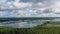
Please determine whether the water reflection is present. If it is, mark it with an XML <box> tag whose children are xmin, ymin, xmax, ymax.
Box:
<box><xmin>0</xmin><ymin>20</ymin><xmax>49</xmax><ymax>28</ymax></box>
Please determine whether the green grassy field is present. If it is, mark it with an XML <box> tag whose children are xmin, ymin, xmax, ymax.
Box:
<box><xmin>0</xmin><ymin>23</ymin><xmax>60</xmax><ymax>34</ymax></box>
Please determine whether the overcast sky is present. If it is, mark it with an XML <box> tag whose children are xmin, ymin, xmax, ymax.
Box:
<box><xmin>0</xmin><ymin>0</ymin><xmax>60</xmax><ymax>17</ymax></box>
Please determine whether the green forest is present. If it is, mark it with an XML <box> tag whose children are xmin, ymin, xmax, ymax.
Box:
<box><xmin>0</xmin><ymin>21</ymin><xmax>60</xmax><ymax>34</ymax></box>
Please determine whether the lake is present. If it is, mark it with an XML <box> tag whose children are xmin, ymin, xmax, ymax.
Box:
<box><xmin>0</xmin><ymin>20</ymin><xmax>50</xmax><ymax>28</ymax></box>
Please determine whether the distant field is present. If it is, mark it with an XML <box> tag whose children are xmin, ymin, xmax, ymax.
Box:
<box><xmin>42</xmin><ymin>24</ymin><xmax>60</xmax><ymax>27</ymax></box>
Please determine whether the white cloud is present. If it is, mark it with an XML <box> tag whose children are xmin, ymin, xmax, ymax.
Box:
<box><xmin>13</xmin><ymin>2</ymin><xmax>32</xmax><ymax>8</ymax></box>
<box><xmin>1</xmin><ymin>0</ymin><xmax>60</xmax><ymax>17</ymax></box>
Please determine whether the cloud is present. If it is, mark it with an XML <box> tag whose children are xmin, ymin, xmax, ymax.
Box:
<box><xmin>0</xmin><ymin>0</ymin><xmax>60</xmax><ymax>17</ymax></box>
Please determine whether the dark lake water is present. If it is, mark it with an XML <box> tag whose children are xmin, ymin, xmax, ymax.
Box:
<box><xmin>0</xmin><ymin>20</ymin><xmax>50</xmax><ymax>28</ymax></box>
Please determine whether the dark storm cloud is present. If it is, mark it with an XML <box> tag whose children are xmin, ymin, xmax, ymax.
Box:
<box><xmin>20</xmin><ymin>0</ymin><xmax>44</xmax><ymax>3</ymax></box>
<box><xmin>20</xmin><ymin>0</ymin><xmax>54</xmax><ymax>6</ymax></box>
<box><xmin>20</xmin><ymin>0</ymin><xmax>52</xmax><ymax>3</ymax></box>
<box><xmin>55</xmin><ymin>12</ymin><xmax>60</xmax><ymax>14</ymax></box>
<box><xmin>43</xmin><ymin>9</ymin><xmax>53</xmax><ymax>13</ymax></box>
